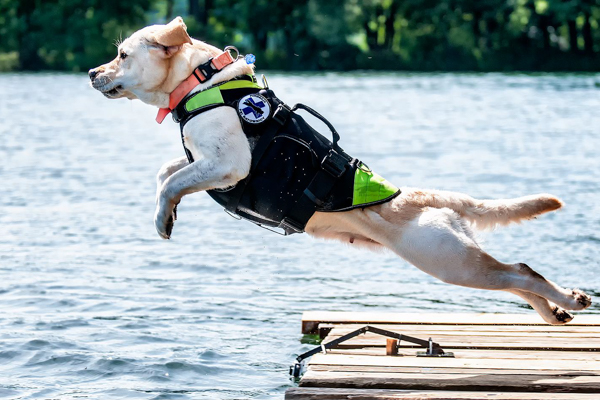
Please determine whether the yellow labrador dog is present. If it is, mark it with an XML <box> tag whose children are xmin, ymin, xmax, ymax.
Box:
<box><xmin>89</xmin><ymin>17</ymin><xmax>591</xmax><ymax>324</ymax></box>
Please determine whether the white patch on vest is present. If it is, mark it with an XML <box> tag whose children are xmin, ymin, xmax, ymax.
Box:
<box><xmin>237</xmin><ymin>94</ymin><xmax>270</xmax><ymax>124</ymax></box>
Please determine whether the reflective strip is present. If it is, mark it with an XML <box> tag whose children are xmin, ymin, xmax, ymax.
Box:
<box><xmin>219</xmin><ymin>80</ymin><xmax>263</xmax><ymax>90</ymax></box>
<box><xmin>185</xmin><ymin>87</ymin><xmax>224</xmax><ymax>112</ymax></box>
<box><xmin>184</xmin><ymin>79</ymin><xmax>262</xmax><ymax>112</ymax></box>
<box><xmin>352</xmin><ymin>163</ymin><xmax>399</xmax><ymax>206</ymax></box>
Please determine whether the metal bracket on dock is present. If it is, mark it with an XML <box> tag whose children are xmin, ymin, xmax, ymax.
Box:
<box><xmin>417</xmin><ymin>337</ymin><xmax>454</xmax><ymax>358</ymax></box>
<box><xmin>290</xmin><ymin>325</ymin><xmax>453</xmax><ymax>377</ymax></box>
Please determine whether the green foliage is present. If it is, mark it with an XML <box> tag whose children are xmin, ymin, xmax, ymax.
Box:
<box><xmin>0</xmin><ymin>0</ymin><xmax>599</xmax><ymax>71</ymax></box>
<box><xmin>0</xmin><ymin>52</ymin><xmax>18</xmax><ymax>71</ymax></box>
<box><xmin>1</xmin><ymin>0</ymin><xmax>152</xmax><ymax>71</ymax></box>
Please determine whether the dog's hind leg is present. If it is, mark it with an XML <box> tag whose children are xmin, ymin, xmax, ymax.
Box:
<box><xmin>339</xmin><ymin>203</ymin><xmax>592</xmax><ymax>322</ymax></box>
<box><xmin>505</xmin><ymin>263</ymin><xmax>592</xmax><ymax>311</ymax></box>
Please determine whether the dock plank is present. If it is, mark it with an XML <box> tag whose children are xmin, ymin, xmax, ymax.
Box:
<box><xmin>308</xmin><ymin>365</ymin><xmax>600</xmax><ymax>375</ymax></box>
<box><xmin>322</xmin><ymin>329</ymin><xmax>600</xmax><ymax>351</ymax></box>
<box><xmin>285</xmin><ymin>388</ymin><xmax>600</xmax><ymax>400</ymax></box>
<box><xmin>323</xmin><ymin>324</ymin><xmax>600</xmax><ymax>336</ymax></box>
<box><xmin>308</xmin><ymin>353</ymin><xmax>600</xmax><ymax>371</ymax></box>
<box><xmin>323</xmin><ymin>337</ymin><xmax>599</xmax><ymax>351</ymax></box>
<box><xmin>299</xmin><ymin>370</ymin><xmax>600</xmax><ymax>392</ymax></box>
<box><xmin>302</xmin><ymin>312</ymin><xmax>600</xmax><ymax>334</ymax></box>
<box><xmin>328</xmin><ymin>348</ymin><xmax>600</xmax><ymax>361</ymax></box>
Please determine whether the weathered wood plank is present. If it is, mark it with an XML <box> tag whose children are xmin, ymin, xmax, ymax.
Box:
<box><xmin>308</xmin><ymin>365</ymin><xmax>600</xmax><ymax>375</ymax></box>
<box><xmin>285</xmin><ymin>387</ymin><xmax>600</xmax><ymax>400</ymax></box>
<box><xmin>299</xmin><ymin>370</ymin><xmax>600</xmax><ymax>392</ymax></box>
<box><xmin>301</xmin><ymin>312</ymin><xmax>600</xmax><ymax>334</ymax></box>
<box><xmin>323</xmin><ymin>323</ymin><xmax>600</xmax><ymax>332</ymax></box>
<box><xmin>325</xmin><ymin>329</ymin><xmax>600</xmax><ymax>341</ymax></box>
<box><xmin>328</xmin><ymin>348</ymin><xmax>600</xmax><ymax>361</ymax></box>
<box><xmin>308</xmin><ymin>353</ymin><xmax>600</xmax><ymax>371</ymax></box>
<box><xmin>322</xmin><ymin>334</ymin><xmax>600</xmax><ymax>351</ymax></box>
<box><xmin>325</xmin><ymin>324</ymin><xmax>600</xmax><ymax>337</ymax></box>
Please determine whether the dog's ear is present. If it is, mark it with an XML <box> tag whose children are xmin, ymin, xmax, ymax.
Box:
<box><xmin>149</xmin><ymin>17</ymin><xmax>192</xmax><ymax>58</ymax></box>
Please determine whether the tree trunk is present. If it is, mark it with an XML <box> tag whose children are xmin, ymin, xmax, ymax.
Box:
<box><xmin>364</xmin><ymin>20</ymin><xmax>378</xmax><ymax>50</ymax></box>
<box><xmin>166</xmin><ymin>0</ymin><xmax>174</xmax><ymax>20</ymax></box>
<box><xmin>567</xmin><ymin>19</ymin><xmax>578</xmax><ymax>52</ymax></box>
<box><xmin>255</xmin><ymin>31</ymin><xmax>268</xmax><ymax>52</ymax></box>
<box><xmin>582</xmin><ymin>13</ymin><xmax>593</xmax><ymax>53</ymax></box>
<box><xmin>539</xmin><ymin>14</ymin><xmax>550</xmax><ymax>50</ymax></box>
<box><xmin>17</xmin><ymin>0</ymin><xmax>43</xmax><ymax>69</ymax></box>
<box><xmin>189</xmin><ymin>0</ymin><xmax>201</xmax><ymax>23</ymax></box>
<box><xmin>473</xmin><ymin>8</ymin><xmax>488</xmax><ymax>51</ymax></box>
<box><xmin>472</xmin><ymin>9</ymin><xmax>482</xmax><ymax>38</ymax></box>
<box><xmin>385</xmin><ymin>1</ymin><xmax>398</xmax><ymax>49</ymax></box>
<box><xmin>201</xmin><ymin>0</ymin><xmax>213</xmax><ymax>26</ymax></box>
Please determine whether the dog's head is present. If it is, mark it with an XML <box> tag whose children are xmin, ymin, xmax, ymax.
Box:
<box><xmin>89</xmin><ymin>17</ymin><xmax>221</xmax><ymax>107</ymax></box>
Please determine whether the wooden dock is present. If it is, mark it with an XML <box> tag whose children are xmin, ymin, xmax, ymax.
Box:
<box><xmin>286</xmin><ymin>311</ymin><xmax>600</xmax><ymax>400</ymax></box>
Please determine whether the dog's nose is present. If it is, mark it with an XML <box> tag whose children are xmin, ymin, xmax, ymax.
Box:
<box><xmin>88</xmin><ymin>69</ymin><xmax>98</xmax><ymax>80</ymax></box>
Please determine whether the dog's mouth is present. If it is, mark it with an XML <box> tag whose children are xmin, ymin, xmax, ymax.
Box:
<box><xmin>102</xmin><ymin>85</ymin><xmax>123</xmax><ymax>98</ymax></box>
<box><xmin>91</xmin><ymin>76</ymin><xmax>124</xmax><ymax>99</ymax></box>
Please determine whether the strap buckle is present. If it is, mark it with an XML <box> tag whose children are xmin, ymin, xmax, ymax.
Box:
<box><xmin>279</xmin><ymin>217</ymin><xmax>305</xmax><ymax>234</ymax></box>
<box><xmin>272</xmin><ymin>103</ymin><xmax>292</xmax><ymax>125</ymax></box>
<box><xmin>321</xmin><ymin>150</ymin><xmax>348</xmax><ymax>178</ymax></box>
<box><xmin>196</xmin><ymin>60</ymin><xmax>216</xmax><ymax>80</ymax></box>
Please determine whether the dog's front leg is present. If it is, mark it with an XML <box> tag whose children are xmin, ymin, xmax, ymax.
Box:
<box><xmin>156</xmin><ymin>156</ymin><xmax>189</xmax><ymax>204</ymax></box>
<box><xmin>155</xmin><ymin>109</ymin><xmax>251</xmax><ymax>239</ymax></box>
<box><xmin>155</xmin><ymin>156</ymin><xmax>190</xmax><ymax>223</ymax></box>
<box><xmin>155</xmin><ymin>160</ymin><xmax>247</xmax><ymax>239</ymax></box>
<box><xmin>155</xmin><ymin>155</ymin><xmax>250</xmax><ymax>239</ymax></box>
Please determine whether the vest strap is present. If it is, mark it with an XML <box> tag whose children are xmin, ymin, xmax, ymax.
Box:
<box><xmin>156</xmin><ymin>49</ymin><xmax>238</xmax><ymax>124</ymax></box>
<box><xmin>224</xmin><ymin>100</ymin><xmax>292</xmax><ymax>216</ymax></box>
<box><xmin>283</xmin><ymin>150</ymin><xmax>352</xmax><ymax>233</ymax></box>
<box><xmin>172</xmin><ymin>75</ymin><xmax>260</xmax><ymax>123</ymax></box>
<box><xmin>223</xmin><ymin>99</ymin><xmax>353</xmax><ymax>236</ymax></box>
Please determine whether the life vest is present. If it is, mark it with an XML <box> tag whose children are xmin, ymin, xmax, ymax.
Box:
<box><xmin>173</xmin><ymin>74</ymin><xmax>400</xmax><ymax>235</ymax></box>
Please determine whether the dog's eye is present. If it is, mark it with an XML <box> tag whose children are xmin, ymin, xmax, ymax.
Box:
<box><xmin>120</xmin><ymin>51</ymin><xmax>128</xmax><ymax>60</ymax></box>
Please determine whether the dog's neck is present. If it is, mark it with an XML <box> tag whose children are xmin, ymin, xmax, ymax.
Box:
<box><xmin>154</xmin><ymin>42</ymin><xmax>254</xmax><ymax>122</ymax></box>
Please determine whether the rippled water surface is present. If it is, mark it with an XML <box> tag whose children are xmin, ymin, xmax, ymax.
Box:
<box><xmin>1</xmin><ymin>72</ymin><xmax>599</xmax><ymax>399</ymax></box>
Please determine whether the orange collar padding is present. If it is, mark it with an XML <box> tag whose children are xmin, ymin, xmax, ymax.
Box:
<box><xmin>156</xmin><ymin>51</ymin><xmax>236</xmax><ymax>124</ymax></box>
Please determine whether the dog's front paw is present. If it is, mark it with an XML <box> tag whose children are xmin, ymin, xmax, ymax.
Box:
<box><xmin>154</xmin><ymin>201</ymin><xmax>177</xmax><ymax>240</ymax></box>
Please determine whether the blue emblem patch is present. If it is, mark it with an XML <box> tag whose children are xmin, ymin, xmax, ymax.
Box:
<box><xmin>237</xmin><ymin>94</ymin><xmax>270</xmax><ymax>124</ymax></box>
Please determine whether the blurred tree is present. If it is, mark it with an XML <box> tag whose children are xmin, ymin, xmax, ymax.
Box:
<box><xmin>0</xmin><ymin>0</ymin><xmax>599</xmax><ymax>71</ymax></box>
<box><xmin>4</xmin><ymin>0</ymin><xmax>153</xmax><ymax>71</ymax></box>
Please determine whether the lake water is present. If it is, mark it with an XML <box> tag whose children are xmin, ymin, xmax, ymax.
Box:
<box><xmin>1</xmin><ymin>72</ymin><xmax>599</xmax><ymax>399</ymax></box>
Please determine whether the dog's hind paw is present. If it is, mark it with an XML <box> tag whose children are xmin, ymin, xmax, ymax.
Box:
<box><xmin>572</xmin><ymin>289</ymin><xmax>592</xmax><ymax>309</ymax></box>
<box><xmin>551</xmin><ymin>306</ymin><xmax>574</xmax><ymax>324</ymax></box>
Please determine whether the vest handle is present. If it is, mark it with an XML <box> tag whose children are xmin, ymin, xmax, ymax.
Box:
<box><xmin>291</xmin><ymin>103</ymin><xmax>342</xmax><ymax>152</ymax></box>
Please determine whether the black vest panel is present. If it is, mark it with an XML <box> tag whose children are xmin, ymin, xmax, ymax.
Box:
<box><xmin>206</xmin><ymin>98</ymin><xmax>357</xmax><ymax>229</ymax></box>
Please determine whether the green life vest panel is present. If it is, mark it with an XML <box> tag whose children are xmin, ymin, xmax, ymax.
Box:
<box><xmin>353</xmin><ymin>163</ymin><xmax>399</xmax><ymax>207</ymax></box>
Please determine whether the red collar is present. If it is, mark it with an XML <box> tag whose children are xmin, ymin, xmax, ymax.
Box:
<box><xmin>156</xmin><ymin>50</ymin><xmax>237</xmax><ymax>124</ymax></box>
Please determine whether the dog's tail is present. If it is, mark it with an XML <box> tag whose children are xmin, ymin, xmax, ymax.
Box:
<box><xmin>403</xmin><ymin>189</ymin><xmax>563</xmax><ymax>230</ymax></box>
